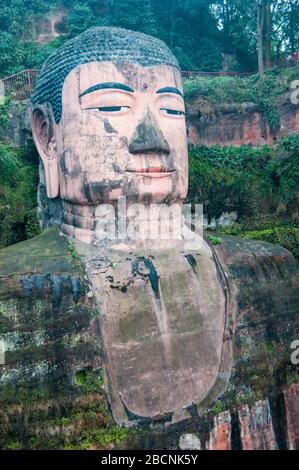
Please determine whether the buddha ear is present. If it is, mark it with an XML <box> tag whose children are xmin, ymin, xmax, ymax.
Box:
<box><xmin>31</xmin><ymin>106</ymin><xmax>59</xmax><ymax>199</ymax></box>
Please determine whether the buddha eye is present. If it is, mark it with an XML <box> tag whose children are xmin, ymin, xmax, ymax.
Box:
<box><xmin>160</xmin><ymin>108</ymin><xmax>185</xmax><ymax>116</ymax></box>
<box><xmin>97</xmin><ymin>106</ymin><xmax>130</xmax><ymax>112</ymax></box>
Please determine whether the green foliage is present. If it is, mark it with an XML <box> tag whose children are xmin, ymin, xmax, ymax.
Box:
<box><xmin>265</xmin><ymin>342</ymin><xmax>275</xmax><ymax>355</ymax></box>
<box><xmin>79</xmin><ymin>426</ymin><xmax>129</xmax><ymax>450</ymax></box>
<box><xmin>67</xmin><ymin>241</ymin><xmax>86</xmax><ymax>274</ymax></box>
<box><xmin>188</xmin><ymin>144</ymin><xmax>268</xmax><ymax>221</ymax></box>
<box><xmin>208</xmin><ymin>235</ymin><xmax>222</xmax><ymax>245</ymax></box>
<box><xmin>0</xmin><ymin>95</ymin><xmax>13</xmax><ymax>127</ymax></box>
<box><xmin>66</xmin><ymin>3</ymin><xmax>97</xmax><ymax>37</ymax></box>
<box><xmin>235</xmin><ymin>227</ymin><xmax>299</xmax><ymax>259</ymax></box>
<box><xmin>31</xmin><ymin>37</ymin><xmax>68</xmax><ymax>70</ymax></box>
<box><xmin>188</xmin><ymin>133</ymin><xmax>299</xmax><ymax>226</ymax></box>
<box><xmin>212</xmin><ymin>399</ymin><xmax>223</xmax><ymax>416</ymax></box>
<box><xmin>74</xmin><ymin>367</ymin><xmax>104</xmax><ymax>394</ymax></box>
<box><xmin>0</xmin><ymin>0</ymin><xmax>299</xmax><ymax>77</ymax></box>
<box><xmin>188</xmin><ymin>133</ymin><xmax>299</xmax><ymax>257</ymax></box>
<box><xmin>0</xmin><ymin>143</ymin><xmax>18</xmax><ymax>181</ymax></box>
<box><xmin>184</xmin><ymin>65</ymin><xmax>299</xmax><ymax>129</ymax></box>
<box><xmin>67</xmin><ymin>241</ymin><xmax>81</xmax><ymax>260</ymax></box>
<box><xmin>25</xmin><ymin>208</ymin><xmax>41</xmax><ymax>239</ymax></box>
<box><xmin>1</xmin><ymin>390</ymin><xmax>133</xmax><ymax>449</ymax></box>
<box><xmin>0</xmin><ymin>142</ymin><xmax>40</xmax><ymax>248</ymax></box>
<box><xmin>4</xmin><ymin>441</ymin><xmax>23</xmax><ymax>450</ymax></box>
<box><xmin>0</xmin><ymin>0</ymin><xmax>225</xmax><ymax>76</ymax></box>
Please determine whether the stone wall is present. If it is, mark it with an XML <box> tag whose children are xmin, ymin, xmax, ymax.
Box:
<box><xmin>187</xmin><ymin>95</ymin><xmax>299</xmax><ymax>147</ymax></box>
<box><xmin>0</xmin><ymin>101</ymin><xmax>32</xmax><ymax>148</ymax></box>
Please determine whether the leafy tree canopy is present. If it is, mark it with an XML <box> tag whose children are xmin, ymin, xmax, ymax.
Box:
<box><xmin>0</xmin><ymin>1</ymin><xmax>298</xmax><ymax>77</ymax></box>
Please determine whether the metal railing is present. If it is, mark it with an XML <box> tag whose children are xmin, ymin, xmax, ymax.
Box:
<box><xmin>181</xmin><ymin>70</ymin><xmax>255</xmax><ymax>78</ymax></box>
<box><xmin>182</xmin><ymin>52</ymin><xmax>299</xmax><ymax>79</ymax></box>
<box><xmin>1</xmin><ymin>52</ymin><xmax>299</xmax><ymax>100</ymax></box>
<box><xmin>1</xmin><ymin>69</ymin><xmax>40</xmax><ymax>100</ymax></box>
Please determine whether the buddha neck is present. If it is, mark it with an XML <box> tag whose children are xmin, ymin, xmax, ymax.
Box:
<box><xmin>60</xmin><ymin>201</ymin><xmax>98</xmax><ymax>244</ymax></box>
<box><xmin>60</xmin><ymin>200</ymin><xmax>207</xmax><ymax>252</ymax></box>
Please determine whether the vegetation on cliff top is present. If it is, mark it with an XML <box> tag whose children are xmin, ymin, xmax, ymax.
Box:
<box><xmin>188</xmin><ymin>133</ymin><xmax>299</xmax><ymax>220</ymax></box>
<box><xmin>188</xmin><ymin>133</ymin><xmax>299</xmax><ymax>257</ymax></box>
<box><xmin>184</xmin><ymin>65</ymin><xmax>299</xmax><ymax>104</ymax></box>
<box><xmin>184</xmin><ymin>64</ymin><xmax>299</xmax><ymax>130</ymax></box>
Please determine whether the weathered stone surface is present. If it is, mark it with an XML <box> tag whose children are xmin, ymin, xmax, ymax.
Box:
<box><xmin>0</xmin><ymin>228</ymin><xmax>122</xmax><ymax>449</ymax></box>
<box><xmin>1</xmin><ymin>230</ymin><xmax>299</xmax><ymax>449</ymax></box>
<box><xmin>0</xmin><ymin>227</ymin><xmax>75</xmax><ymax>276</ymax></box>
<box><xmin>79</xmin><ymin>244</ymin><xmax>228</xmax><ymax>423</ymax></box>
<box><xmin>0</xmin><ymin>101</ymin><xmax>32</xmax><ymax>147</ymax></box>
<box><xmin>187</xmin><ymin>98</ymin><xmax>299</xmax><ymax>147</ymax></box>
<box><xmin>215</xmin><ymin>237</ymin><xmax>299</xmax><ymax>397</ymax></box>
<box><xmin>206</xmin><ymin>411</ymin><xmax>231</xmax><ymax>450</ymax></box>
<box><xmin>284</xmin><ymin>383</ymin><xmax>299</xmax><ymax>450</ymax></box>
<box><xmin>238</xmin><ymin>400</ymin><xmax>277</xmax><ymax>450</ymax></box>
<box><xmin>179</xmin><ymin>433</ymin><xmax>201</xmax><ymax>450</ymax></box>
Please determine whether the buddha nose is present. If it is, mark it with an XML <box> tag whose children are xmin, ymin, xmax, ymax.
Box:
<box><xmin>128</xmin><ymin>111</ymin><xmax>170</xmax><ymax>155</ymax></box>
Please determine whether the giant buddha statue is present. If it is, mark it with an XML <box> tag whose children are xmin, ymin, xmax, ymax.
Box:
<box><xmin>0</xmin><ymin>27</ymin><xmax>298</xmax><ymax>450</ymax></box>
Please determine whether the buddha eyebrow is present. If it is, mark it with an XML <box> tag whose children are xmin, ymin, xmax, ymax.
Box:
<box><xmin>156</xmin><ymin>87</ymin><xmax>183</xmax><ymax>98</ymax></box>
<box><xmin>79</xmin><ymin>82</ymin><xmax>135</xmax><ymax>98</ymax></box>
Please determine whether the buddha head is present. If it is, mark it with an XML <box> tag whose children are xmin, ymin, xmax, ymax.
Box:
<box><xmin>31</xmin><ymin>27</ymin><xmax>188</xmax><ymax>240</ymax></box>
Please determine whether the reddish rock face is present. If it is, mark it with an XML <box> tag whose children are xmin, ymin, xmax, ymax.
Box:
<box><xmin>206</xmin><ymin>412</ymin><xmax>231</xmax><ymax>450</ymax></box>
<box><xmin>284</xmin><ymin>383</ymin><xmax>299</xmax><ymax>450</ymax></box>
<box><xmin>187</xmin><ymin>100</ymin><xmax>299</xmax><ymax>147</ymax></box>
<box><xmin>238</xmin><ymin>400</ymin><xmax>277</xmax><ymax>450</ymax></box>
<box><xmin>205</xmin><ymin>391</ymin><xmax>299</xmax><ymax>450</ymax></box>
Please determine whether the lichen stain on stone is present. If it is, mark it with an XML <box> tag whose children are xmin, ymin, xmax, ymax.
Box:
<box><xmin>184</xmin><ymin>254</ymin><xmax>197</xmax><ymax>273</ymax></box>
<box><xmin>20</xmin><ymin>274</ymin><xmax>46</xmax><ymax>295</ymax></box>
<box><xmin>128</xmin><ymin>111</ymin><xmax>170</xmax><ymax>155</ymax></box>
<box><xmin>19</xmin><ymin>274</ymin><xmax>84</xmax><ymax>305</ymax></box>
<box><xmin>70</xmin><ymin>276</ymin><xmax>84</xmax><ymax>303</ymax></box>
<box><xmin>132</xmin><ymin>257</ymin><xmax>160</xmax><ymax>300</ymax></box>
<box><xmin>104</xmin><ymin>118</ymin><xmax>117</xmax><ymax>134</ymax></box>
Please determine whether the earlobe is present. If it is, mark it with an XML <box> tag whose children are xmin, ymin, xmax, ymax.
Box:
<box><xmin>31</xmin><ymin>106</ymin><xmax>59</xmax><ymax>199</ymax></box>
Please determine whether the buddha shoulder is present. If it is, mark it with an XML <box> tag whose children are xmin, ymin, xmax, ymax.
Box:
<box><xmin>213</xmin><ymin>235</ymin><xmax>299</xmax><ymax>323</ymax></box>
<box><xmin>0</xmin><ymin>228</ymin><xmax>83</xmax><ymax>298</ymax></box>
<box><xmin>214</xmin><ymin>234</ymin><xmax>299</xmax><ymax>277</ymax></box>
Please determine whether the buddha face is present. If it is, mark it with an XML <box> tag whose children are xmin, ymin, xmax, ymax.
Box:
<box><xmin>35</xmin><ymin>61</ymin><xmax>188</xmax><ymax>206</ymax></box>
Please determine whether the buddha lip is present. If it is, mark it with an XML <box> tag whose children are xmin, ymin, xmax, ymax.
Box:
<box><xmin>126</xmin><ymin>167</ymin><xmax>176</xmax><ymax>176</ymax></box>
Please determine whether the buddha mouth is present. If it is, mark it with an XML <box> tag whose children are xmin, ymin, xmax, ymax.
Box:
<box><xmin>126</xmin><ymin>167</ymin><xmax>176</xmax><ymax>177</ymax></box>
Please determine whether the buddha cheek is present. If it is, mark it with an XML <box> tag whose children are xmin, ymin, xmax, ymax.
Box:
<box><xmin>57</xmin><ymin>133</ymin><xmax>131</xmax><ymax>204</ymax></box>
<box><xmin>77</xmin><ymin>134</ymin><xmax>130</xmax><ymax>179</ymax></box>
<box><xmin>77</xmin><ymin>134</ymin><xmax>132</xmax><ymax>203</ymax></box>
<box><xmin>66</xmin><ymin>111</ymin><xmax>131</xmax><ymax>180</ymax></box>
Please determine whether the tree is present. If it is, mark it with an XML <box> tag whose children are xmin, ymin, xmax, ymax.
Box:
<box><xmin>272</xmin><ymin>0</ymin><xmax>299</xmax><ymax>57</ymax></box>
<box><xmin>211</xmin><ymin>0</ymin><xmax>258</xmax><ymax>72</ymax></box>
<box><xmin>66</xmin><ymin>3</ymin><xmax>96</xmax><ymax>37</ymax></box>
<box><xmin>257</xmin><ymin>0</ymin><xmax>265</xmax><ymax>75</ymax></box>
<box><xmin>109</xmin><ymin>0</ymin><xmax>144</xmax><ymax>31</ymax></box>
<box><xmin>1</xmin><ymin>0</ymin><xmax>299</xmax><ymax>77</ymax></box>
<box><xmin>142</xmin><ymin>0</ymin><xmax>157</xmax><ymax>36</ymax></box>
<box><xmin>265</xmin><ymin>0</ymin><xmax>272</xmax><ymax>68</ymax></box>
